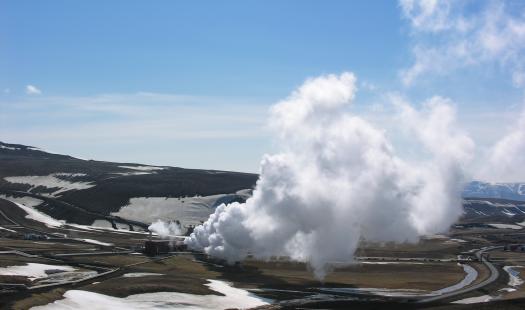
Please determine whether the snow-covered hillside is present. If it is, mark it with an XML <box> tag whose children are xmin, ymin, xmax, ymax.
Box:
<box><xmin>0</xmin><ymin>141</ymin><xmax>258</xmax><ymax>226</ymax></box>
<box><xmin>112</xmin><ymin>190</ymin><xmax>250</xmax><ymax>226</ymax></box>
<box><xmin>463</xmin><ymin>181</ymin><xmax>525</xmax><ymax>201</ymax></box>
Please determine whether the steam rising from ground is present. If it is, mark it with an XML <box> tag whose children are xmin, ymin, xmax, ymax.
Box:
<box><xmin>148</xmin><ymin>220</ymin><xmax>182</xmax><ymax>238</ymax></box>
<box><xmin>185</xmin><ymin>72</ymin><xmax>473</xmax><ymax>279</ymax></box>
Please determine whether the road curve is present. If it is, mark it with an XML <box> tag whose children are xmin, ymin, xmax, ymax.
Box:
<box><xmin>417</xmin><ymin>246</ymin><xmax>503</xmax><ymax>303</ymax></box>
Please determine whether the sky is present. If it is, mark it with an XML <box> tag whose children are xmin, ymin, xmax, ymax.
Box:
<box><xmin>2</xmin><ymin>0</ymin><xmax>525</xmax><ymax>173</ymax></box>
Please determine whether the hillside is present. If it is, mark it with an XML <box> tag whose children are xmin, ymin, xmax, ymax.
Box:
<box><xmin>0</xmin><ymin>141</ymin><xmax>257</xmax><ymax>226</ymax></box>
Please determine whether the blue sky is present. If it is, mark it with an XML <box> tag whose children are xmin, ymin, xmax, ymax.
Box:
<box><xmin>2</xmin><ymin>0</ymin><xmax>525</xmax><ymax>173</ymax></box>
<box><xmin>1</xmin><ymin>1</ymin><xmax>405</xmax><ymax>96</ymax></box>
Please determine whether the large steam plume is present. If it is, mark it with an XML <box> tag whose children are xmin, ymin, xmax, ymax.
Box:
<box><xmin>185</xmin><ymin>72</ymin><xmax>473</xmax><ymax>279</ymax></box>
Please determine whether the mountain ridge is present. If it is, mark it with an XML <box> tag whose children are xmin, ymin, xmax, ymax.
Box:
<box><xmin>0</xmin><ymin>141</ymin><xmax>258</xmax><ymax>225</ymax></box>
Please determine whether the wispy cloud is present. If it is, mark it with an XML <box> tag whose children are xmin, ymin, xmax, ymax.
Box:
<box><xmin>400</xmin><ymin>0</ymin><xmax>525</xmax><ymax>87</ymax></box>
<box><xmin>2</xmin><ymin>92</ymin><xmax>267</xmax><ymax>139</ymax></box>
<box><xmin>399</xmin><ymin>0</ymin><xmax>457</xmax><ymax>33</ymax></box>
<box><xmin>0</xmin><ymin>92</ymin><xmax>270</xmax><ymax>171</ymax></box>
<box><xmin>25</xmin><ymin>84</ymin><xmax>42</xmax><ymax>95</ymax></box>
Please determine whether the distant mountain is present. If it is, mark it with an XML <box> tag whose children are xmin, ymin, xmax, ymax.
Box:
<box><xmin>0</xmin><ymin>141</ymin><xmax>258</xmax><ymax>226</ymax></box>
<box><xmin>463</xmin><ymin>181</ymin><xmax>525</xmax><ymax>202</ymax></box>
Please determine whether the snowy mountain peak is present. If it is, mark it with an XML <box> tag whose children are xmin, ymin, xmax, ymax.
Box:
<box><xmin>463</xmin><ymin>181</ymin><xmax>525</xmax><ymax>202</ymax></box>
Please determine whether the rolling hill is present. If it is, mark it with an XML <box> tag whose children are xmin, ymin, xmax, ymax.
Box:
<box><xmin>0</xmin><ymin>141</ymin><xmax>257</xmax><ymax>227</ymax></box>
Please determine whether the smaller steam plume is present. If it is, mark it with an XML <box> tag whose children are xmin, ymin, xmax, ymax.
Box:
<box><xmin>148</xmin><ymin>219</ymin><xmax>182</xmax><ymax>238</ymax></box>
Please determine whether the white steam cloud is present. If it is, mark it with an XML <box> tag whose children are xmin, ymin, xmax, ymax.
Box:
<box><xmin>185</xmin><ymin>72</ymin><xmax>473</xmax><ymax>279</ymax></box>
<box><xmin>148</xmin><ymin>220</ymin><xmax>182</xmax><ymax>238</ymax></box>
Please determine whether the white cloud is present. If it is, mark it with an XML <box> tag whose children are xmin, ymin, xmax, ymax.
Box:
<box><xmin>399</xmin><ymin>0</ymin><xmax>455</xmax><ymax>32</ymax></box>
<box><xmin>25</xmin><ymin>85</ymin><xmax>42</xmax><ymax>95</ymax></box>
<box><xmin>3</xmin><ymin>93</ymin><xmax>267</xmax><ymax>140</ymax></box>
<box><xmin>400</xmin><ymin>0</ymin><xmax>525</xmax><ymax>86</ymax></box>
<box><xmin>0</xmin><ymin>91</ymin><xmax>269</xmax><ymax>172</ymax></box>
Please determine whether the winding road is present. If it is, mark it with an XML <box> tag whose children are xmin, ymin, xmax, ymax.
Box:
<box><xmin>418</xmin><ymin>246</ymin><xmax>503</xmax><ymax>303</ymax></box>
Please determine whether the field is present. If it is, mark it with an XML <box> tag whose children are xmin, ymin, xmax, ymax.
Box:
<box><xmin>2</xmin><ymin>193</ymin><xmax>525</xmax><ymax>310</ymax></box>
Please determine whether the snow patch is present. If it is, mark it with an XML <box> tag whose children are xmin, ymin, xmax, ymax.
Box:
<box><xmin>110</xmin><ymin>172</ymin><xmax>153</xmax><ymax>177</ymax></box>
<box><xmin>0</xmin><ymin>145</ymin><xmax>20</xmax><ymax>151</ymax></box>
<box><xmin>0</xmin><ymin>194</ymin><xmax>43</xmax><ymax>208</ymax></box>
<box><xmin>502</xmin><ymin>209</ymin><xmax>517</xmax><ymax>217</ymax></box>
<box><xmin>122</xmin><ymin>273</ymin><xmax>163</xmax><ymax>278</ymax></box>
<box><xmin>73</xmin><ymin>239</ymin><xmax>113</xmax><ymax>246</ymax></box>
<box><xmin>31</xmin><ymin>279</ymin><xmax>270</xmax><ymax>309</ymax></box>
<box><xmin>503</xmin><ymin>266</ymin><xmax>524</xmax><ymax>287</ymax></box>
<box><xmin>53</xmin><ymin>173</ymin><xmax>88</xmax><ymax>177</ymax></box>
<box><xmin>0</xmin><ymin>263</ymin><xmax>75</xmax><ymax>281</ymax></box>
<box><xmin>91</xmin><ymin>220</ymin><xmax>114</xmax><ymax>229</ymax></box>
<box><xmin>3</xmin><ymin>174</ymin><xmax>94</xmax><ymax>196</ymax></box>
<box><xmin>519</xmin><ymin>184</ymin><xmax>525</xmax><ymax>195</ymax></box>
<box><xmin>488</xmin><ymin>223</ymin><xmax>523</xmax><ymax>230</ymax></box>
<box><xmin>499</xmin><ymin>287</ymin><xmax>517</xmax><ymax>292</ymax></box>
<box><xmin>68</xmin><ymin>223</ymin><xmax>149</xmax><ymax>235</ymax></box>
<box><xmin>0</xmin><ymin>226</ymin><xmax>16</xmax><ymax>233</ymax></box>
<box><xmin>112</xmin><ymin>195</ymin><xmax>239</xmax><ymax>226</ymax></box>
<box><xmin>424</xmin><ymin>234</ymin><xmax>449</xmax><ymax>240</ymax></box>
<box><xmin>0</xmin><ymin>197</ymin><xmax>63</xmax><ymax>228</ymax></box>
<box><xmin>360</xmin><ymin>261</ymin><xmax>424</xmax><ymax>265</ymax></box>
<box><xmin>37</xmin><ymin>271</ymin><xmax>99</xmax><ymax>285</ymax></box>
<box><xmin>452</xmin><ymin>295</ymin><xmax>493</xmax><ymax>304</ymax></box>
<box><xmin>118</xmin><ymin>165</ymin><xmax>165</xmax><ymax>171</ymax></box>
